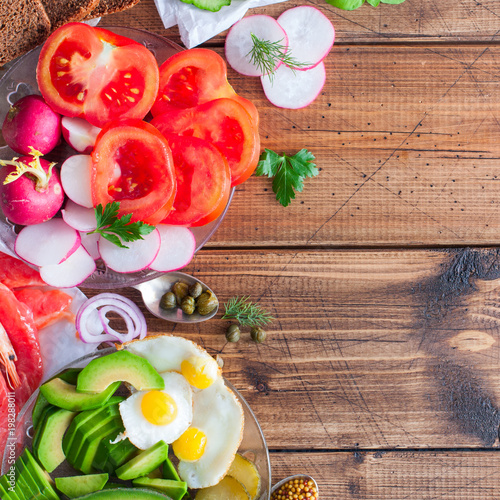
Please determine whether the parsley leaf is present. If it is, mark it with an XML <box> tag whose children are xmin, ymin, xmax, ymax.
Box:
<box><xmin>88</xmin><ymin>202</ymin><xmax>156</xmax><ymax>249</ymax></box>
<box><xmin>256</xmin><ymin>148</ymin><xmax>318</xmax><ymax>207</ymax></box>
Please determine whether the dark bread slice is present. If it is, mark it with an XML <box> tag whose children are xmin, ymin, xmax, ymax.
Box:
<box><xmin>41</xmin><ymin>0</ymin><xmax>100</xmax><ymax>31</ymax></box>
<box><xmin>0</xmin><ymin>0</ymin><xmax>51</xmax><ymax>67</ymax></box>
<box><xmin>84</xmin><ymin>0</ymin><xmax>142</xmax><ymax>20</ymax></box>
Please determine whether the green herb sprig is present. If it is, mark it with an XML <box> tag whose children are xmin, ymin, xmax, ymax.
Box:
<box><xmin>88</xmin><ymin>202</ymin><xmax>155</xmax><ymax>249</ymax></box>
<box><xmin>256</xmin><ymin>148</ymin><xmax>318</xmax><ymax>207</ymax></box>
<box><xmin>247</xmin><ymin>34</ymin><xmax>309</xmax><ymax>82</ymax></box>
<box><xmin>222</xmin><ymin>296</ymin><xmax>274</xmax><ymax>327</ymax></box>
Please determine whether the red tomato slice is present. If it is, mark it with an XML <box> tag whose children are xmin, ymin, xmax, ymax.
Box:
<box><xmin>37</xmin><ymin>23</ymin><xmax>159</xmax><ymax>128</ymax></box>
<box><xmin>151</xmin><ymin>48</ymin><xmax>259</xmax><ymax>126</ymax></box>
<box><xmin>151</xmin><ymin>98</ymin><xmax>260</xmax><ymax>187</ymax></box>
<box><xmin>91</xmin><ymin>119</ymin><xmax>176</xmax><ymax>224</ymax></box>
<box><xmin>161</xmin><ymin>134</ymin><xmax>231</xmax><ymax>227</ymax></box>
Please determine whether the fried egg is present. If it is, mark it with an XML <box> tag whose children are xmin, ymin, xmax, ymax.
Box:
<box><xmin>173</xmin><ymin>378</ymin><xmax>244</xmax><ymax>489</ymax></box>
<box><xmin>119</xmin><ymin>371</ymin><xmax>193</xmax><ymax>450</ymax></box>
<box><xmin>123</xmin><ymin>334</ymin><xmax>221</xmax><ymax>390</ymax></box>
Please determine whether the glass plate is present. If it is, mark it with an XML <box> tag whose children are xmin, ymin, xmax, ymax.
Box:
<box><xmin>1</xmin><ymin>347</ymin><xmax>271</xmax><ymax>499</ymax></box>
<box><xmin>0</xmin><ymin>27</ymin><xmax>234</xmax><ymax>289</ymax></box>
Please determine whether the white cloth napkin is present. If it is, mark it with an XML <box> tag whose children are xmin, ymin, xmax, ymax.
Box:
<box><xmin>154</xmin><ymin>0</ymin><xmax>287</xmax><ymax>48</ymax></box>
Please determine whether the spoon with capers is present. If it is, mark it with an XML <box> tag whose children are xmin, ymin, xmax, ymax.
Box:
<box><xmin>132</xmin><ymin>272</ymin><xmax>219</xmax><ymax>323</ymax></box>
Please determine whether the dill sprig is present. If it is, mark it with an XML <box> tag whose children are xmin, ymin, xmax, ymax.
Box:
<box><xmin>222</xmin><ymin>296</ymin><xmax>274</xmax><ymax>327</ymax></box>
<box><xmin>247</xmin><ymin>33</ymin><xmax>309</xmax><ymax>82</ymax></box>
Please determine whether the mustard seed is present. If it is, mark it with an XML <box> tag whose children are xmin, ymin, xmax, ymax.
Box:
<box><xmin>271</xmin><ymin>477</ymin><xmax>318</xmax><ymax>500</ymax></box>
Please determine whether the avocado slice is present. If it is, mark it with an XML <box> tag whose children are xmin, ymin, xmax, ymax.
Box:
<box><xmin>179</xmin><ymin>0</ymin><xmax>230</xmax><ymax>12</ymax></box>
<box><xmin>64</xmin><ymin>405</ymin><xmax>122</xmax><ymax>470</ymax></box>
<box><xmin>72</xmin><ymin>419</ymin><xmax>124</xmax><ymax>474</ymax></box>
<box><xmin>17</xmin><ymin>453</ymin><xmax>44</xmax><ymax>495</ymax></box>
<box><xmin>132</xmin><ymin>477</ymin><xmax>188</xmax><ymax>500</ymax></box>
<box><xmin>162</xmin><ymin>457</ymin><xmax>181</xmax><ymax>482</ymax></box>
<box><xmin>55</xmin><ymin>473</ymin><xmax>109</xmax><ymax>498</ymax></box>
<box><xmin>93</xmin><ymin>435</ymin><xmax>138</xmax><ymax>474</ymax></box>
<box><xmin>115</xmin><ymin>441</ymin><xmax>169</xmax><ymax>481</ymax></box>
<box><xmin>77</xmin><ymin>350</ymin><xmax>164</xmax><ymax>393</ymax></box>
<box><xmin>33</xmin><ymin>406</ymin><xmax>77</xmax><ymax>472</ymax></box>
<box><xmin>21</xmin><ymin>449</ymin><xmax>59</xmax><ymax>500</ymax></box>
<box><xmin>40</xmin><ymin>377</ymin><xmax>121</xmax><ymax>412</ymax></box>
<box><xmin>0</xmin><ymin>475</ymin><xmax>21</xmax><ymax>500</ymax></box>
<box><xmin>66</xmin><ymin>488</ymin><xmax>173</xmax><ymax>499</ymax></box>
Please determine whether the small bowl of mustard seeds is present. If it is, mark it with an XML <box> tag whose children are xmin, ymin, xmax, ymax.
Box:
<box><xmin>270</xmin><ymin>474</ymin><xmax>319</xmax><ymax>500</ymax></box>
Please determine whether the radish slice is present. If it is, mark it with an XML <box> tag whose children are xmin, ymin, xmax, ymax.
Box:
<box><xmin>225</xmin><ymin>15</ymin><xmax>288</xmax><ymax>77</ymax></box>
<box><xmin>62</xmin><ymin>200</ymin><xmax>97</xmax><ymax>232</ymax></box>
<box><xmin>40</xmin><ymin>245</ymin><xmax>96</xmax><ymax>288</ymax></box>
<box><xmin>99</xmin><ymin>229</ymin><xmax>161</xmax><ymax>273</ymax></box>
<box><xmin>277</xmin><ymin>6</ymin><xmax>335</xmax><ymax>70</ymax></box>
<box><xmin>149</xmin><ymin>225</ymin><xmax>196</xmax><ymax>272</ymax></box>
<box><xmin>15</xmin><ymin>219</ymin><xmax>81</xmax><ymax>266</ymax></box>
<box><xmin>62</xmin><ymin>116</ymin><xmax>101</xmax><ymax>154</ymax></box>
<box><xmin>261</xmin><ymin>61</ymin><xmax>326</xmax><ymax>109</ymax></box>
<box><xmin>60</xmin><ymin>155</ymin><xmax>93</xmax><ymax>208</ymax></box>
<box><xmin>80</xmin><ymin>231</ymin><xmax>100</xmax><ymax>260</ymax></box>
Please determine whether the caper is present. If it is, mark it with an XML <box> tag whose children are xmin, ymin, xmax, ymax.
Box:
<box><xmin>196</xmin><ymin>290</ymin><xmax>219</xmax><ymax>316</ymax></box>
<box><xmin>250</xmin><ymin>326</ymin><xmax>267</xmax><ymax>344</ymax></box>
<box><xmin>181</xmin><ymin>296</ymin><xmax>196</xmax><ymax>315</ymax></box>
<box><xmin>188</xmin><ymin>282</ymin><xmax>203</xmax><ymax>299</ymax></box>
<box><xmin>172</xmin><ymin>281</ymin><xmax>189</xmax><ymax>306</ymax></box>
<box><xmin>226</xmin><ymin>324</ymin><xmax>241</xmax><ymax>343</ymax></box>
<box><xmin>159</xmin><ymin>291</ymin><xmax>176</xmax><ymax>310</ymax></box>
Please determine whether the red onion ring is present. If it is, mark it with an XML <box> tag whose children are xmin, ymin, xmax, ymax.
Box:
<box><xmin>76</xmin><ymin>293</ymin><xmax>147</xmax><ymax>344</ymax></box>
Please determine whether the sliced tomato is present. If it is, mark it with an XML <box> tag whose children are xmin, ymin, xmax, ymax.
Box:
<box><xmin>151</xmin><ymin>48</ymin><xmax>259</xmax><ymax>126</ymax></box>
<box><xmin>161</xmin><ymin>134</ymin><xmax>231</xmax><ymax>227</ymax></box>
<box><xmin>151</xmin><ymin>98</ymin><xmax>260</xmax><ymax>187</ymax></box>
<box><xmin>37</xmin><ymin>23</ymin><xmax>159</xmax><ymax>128</ymax></box>
<box><xmin>91</xmin><ymin>119</ymin><xmax>176</xmax><ymax>224</ymax></box>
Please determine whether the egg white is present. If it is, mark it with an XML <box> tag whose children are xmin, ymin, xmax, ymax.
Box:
<box><xmin>119</xmin><ymin>371</ymin><xmax>193</xmax><ymax>450</ymax></box>
<box><xmin>177</xmin><ymin>378</ymin><xmax>244</xmax><ymax>489</ymax></box>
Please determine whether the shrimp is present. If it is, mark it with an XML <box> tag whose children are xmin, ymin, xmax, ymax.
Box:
<box><xmin>0</xmin><ymin>320</ymin><xmax>20</xmax><ymax>390</ymax></box>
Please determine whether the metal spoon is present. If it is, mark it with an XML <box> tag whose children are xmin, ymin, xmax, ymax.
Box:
<box><xmin>132</xmin><ymin>272</ymin><xmax>218</xmax><ymax>323</ymax></box>
<box><xmin>270</xmin><ymin>474</ymin><xmax>319</xmax><ymax>498</ymax></box>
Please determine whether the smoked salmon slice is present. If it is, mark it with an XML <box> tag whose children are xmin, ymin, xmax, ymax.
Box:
<box><xmin>0</xmin><ymin>252</ymin><xmax>45</xmax><ymax>289</ymax></box>
<box><xmin>14</xmin><ymin>288</ymin><xmax>74</xmax><ymax>330</ymax></box>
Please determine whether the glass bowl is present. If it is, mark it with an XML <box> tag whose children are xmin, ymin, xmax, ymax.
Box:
<box><xmin>0</xmin><ymin>27</ymin><xmax>234</xmax><ymax>289</ymax></box>
<box><xmin>1</xmin><ymin>347</ymin><xmax>271</xmax><ymax>499</ymax></box>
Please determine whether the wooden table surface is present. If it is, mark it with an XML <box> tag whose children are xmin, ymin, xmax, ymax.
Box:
<box><xmin>95</xmin><ymin>0</ymin><xmax>500</xmax><ymax>498</ymax></box>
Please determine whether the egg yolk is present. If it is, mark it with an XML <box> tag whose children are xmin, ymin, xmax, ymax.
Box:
<box><xmin>141</xmin><ymin>391</ymin><xmax>178</xmax><ymax>426</ymax></box>
<box><xmin>172</xmin><ymin>427</ymin><xmax>207</xmax><ymax>462</ymax></box>
<box><xmin>181</xmin><ymin>356</ymin><xmax>216</xmax><ymax>389</ymax></box>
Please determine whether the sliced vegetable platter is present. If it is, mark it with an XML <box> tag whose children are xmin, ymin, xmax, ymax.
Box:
<box><xmin>0</xmin><ymin>27</ymin><xmax>236</xmax><ymax>289</ymax></box>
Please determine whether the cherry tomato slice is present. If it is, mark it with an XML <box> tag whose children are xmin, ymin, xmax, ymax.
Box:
<box><xmin>161</xmin><ymin>134</ymin><xmax>231</xmax><ymax>227</ymax></box>
<box><xmin>37</xmin><ymin>23</ymin><xmax>159</xmax><ymax>128</ymax></box>
<box><xmin>91</xmin><ymin>119</ymin><xmax>176</xmax><ymax>224</ymax></box>
<box><xmin>151</xmin><ymin>48</ymin><xmax>259</xmax><ymax>126</ymax></box>
<box><xmin>151</xmin><ymin>98</ymin><xmax>260</xmax><ymax>187</ymax></box>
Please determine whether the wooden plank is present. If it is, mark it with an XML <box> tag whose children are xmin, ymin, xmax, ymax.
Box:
<box><xmin>100</xmin><ymin>0</ymin><xmax>500</xmax><ymax>44</ymax></box>
<box><xmin>83</xmin><ymin>248</ymin><xmax>500</xmax><ymax>449</ymax></box>
<box><xmin>271</xmin><ymin>451</ymin><xmax>500</xmax><ymax>499</ymax></box>
<box><xmin>211</xmin><ymin>44</ymin><xmax>500</xmax><ymax>247</ymax></box>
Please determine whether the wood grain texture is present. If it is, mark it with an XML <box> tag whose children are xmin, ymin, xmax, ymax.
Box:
<box><xmin>271</xmin><ymin>451</ymin><xmax>500</xmax><ymax>499</ymax></box>
<box><xmin>100</xmin><ymin>0</ymin><xmax>500</xmax><ymax>44</ymax></box>
<box><xmin>83</xmin><ymin>248</ymin><xmax>500</xmax><ymax>450</ymax></box>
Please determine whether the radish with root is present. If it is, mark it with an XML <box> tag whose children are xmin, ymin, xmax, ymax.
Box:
<box><xmin>0</xmin><ymin>149</ymin><xmax>64</xmax><ymax>225</ymax></box>
<box><xmin>225</xmin><ymin>15</ymin><xmax>288</xmax><ymax>77</ymax></box>
<box><xmin>15</xmin><ymin>218</ymin><xmax>81</xmax><ymax>266</ymax></box>
<box><xmin>277</xmin><ymin>6</ymin><xmax>335</xmax><ymax>70</ymax></box>
<box><xmin>2</xmin><ymin>95</ymin><xmax>61</xmax><ymax>155</ymax></box>
<box><xmin>61</xmin><ymin>117</ymin><xmax>101</xmax><ymax>154</ymax></box>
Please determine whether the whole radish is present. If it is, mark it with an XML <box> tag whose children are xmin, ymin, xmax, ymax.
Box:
<box><xmin>2</xmin><ymin>95</ymin><xmax>61</xmax><ymax>155</ymax></box>
<box><xmin>0</xmin><ymin>149</ymin><xmax>64</xmax><ymax>225</ymax></box>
